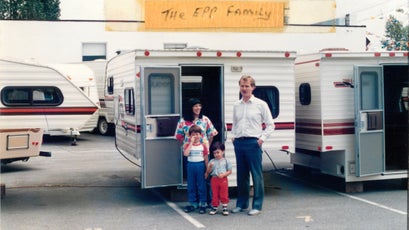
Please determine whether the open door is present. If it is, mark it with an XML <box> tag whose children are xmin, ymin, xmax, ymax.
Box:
<box><xmin>354</xmin><ymin>65</ymin><xmax>385</xmax><ymax>177</ymax></box>
<box><xmin>141</xmin><ymin>67</ymin><xmax>182</xmax><ymax>188</ymax></box>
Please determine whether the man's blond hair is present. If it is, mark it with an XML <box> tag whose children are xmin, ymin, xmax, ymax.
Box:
<box><xmin>239</xmin><ymin>75</ymin><xmax>256</xmax><ymax>87</ymax></box>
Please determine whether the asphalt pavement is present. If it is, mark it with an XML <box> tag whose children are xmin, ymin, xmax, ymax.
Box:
<box><xmin>1</xmin><ymin>133</ymin><xmax>407</xmax><ymax>230</ymax></box>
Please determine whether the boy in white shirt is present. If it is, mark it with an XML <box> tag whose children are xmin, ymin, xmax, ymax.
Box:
<box><xmin>183</xmin><ymin>125</ymin><xmax>209</xmax><ymax>214</ymax></box>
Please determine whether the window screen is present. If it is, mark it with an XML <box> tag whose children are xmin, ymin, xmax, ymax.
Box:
<box><xmin>148</xmin><ymin>74</ymin><xmax>175</xmax><ymax>115</ymax></box>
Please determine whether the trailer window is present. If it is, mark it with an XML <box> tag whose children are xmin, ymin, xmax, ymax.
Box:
<box><xmin>148</xmin><ymin>73</ymin><xmax>175</xmax><ymax>114</ymax></box>
<box><xmin>299</xmin><ymin>83</ymin><xmax>311</xmax><ymax>105</ymax></box>
<box><xmin>253</xmin><ymin>86</ymin><xmax>279</xmax><ymax>119</ymax></box>
<box><xmin>1</xmin><ymin>86</ymin><xmax>63</xmax><ymax>106</ymax></box>
<box><xmin>124</xmin><ymin>88</ymin><xmax>135</xmax><ymax>115</ymax></box>
<box><xmin>107</xmin><ymin>76</ymin><xmax>114</xmax><ymax>95</ymax></box>
<box><xmin>360</xmin><ymin>71</ymin><xmax>380</xmax><ymax>110</ymax></box>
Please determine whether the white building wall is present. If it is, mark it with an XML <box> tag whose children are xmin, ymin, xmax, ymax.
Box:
<box><xmin>0</xmin><ymin>20</ymin><xmax>366</xmax><ymax>64</ymax></box>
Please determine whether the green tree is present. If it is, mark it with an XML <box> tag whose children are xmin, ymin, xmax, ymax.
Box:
<box><xmin>0</xmin><ymin>0</ymin><xmax>60</xmax><ymax>20</ymax></box>
<box><xmin>381</xmin><ymin>15</ymin><xmax>409</xmax><ymax>51</ymax></box>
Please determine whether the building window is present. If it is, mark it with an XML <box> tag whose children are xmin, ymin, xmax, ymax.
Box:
<box><xmin>82</xmin><ymin>43</ymin><xmax>106</xmax><ymax>61</ymax></box>
<box><xmin>299</xmin><ymin>83</ymin><xmax>311</xmax><ymax>105</ymax></box>
<box><xmin>1</xmin><ymin>86</ymin><xmax>63</xmax><ymax>106</ymax></box>
<box><xmin>253</xmin><ymin>86</ymin><xmax>280</xmax><ymax>119</ymax></box>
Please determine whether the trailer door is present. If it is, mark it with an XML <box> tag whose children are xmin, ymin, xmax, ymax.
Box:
<box><xmin>141</xmin><ymin>67</ymin><xmax>182</xmax><ymax>188</ymax></box>
<box><xmin>354</xmin><ymin>65</ymin><xmax>385</xmax><ymax>176</ymax></box>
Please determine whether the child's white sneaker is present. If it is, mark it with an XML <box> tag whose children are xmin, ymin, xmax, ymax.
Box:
<box><xmin>209</xmin><ymin>207</ymin><xmax>218</xmax><ymax>215</ymax></box>
<box><xmin>222</xmin><ymin>207</ymin><xmax>229</xmax><ymax>216</ymax></box>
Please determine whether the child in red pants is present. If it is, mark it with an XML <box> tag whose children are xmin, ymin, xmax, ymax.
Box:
<box><xmin>205</xmin><ymin>141</ymin><xmax>232</xmax><ymax>216</ymax></box>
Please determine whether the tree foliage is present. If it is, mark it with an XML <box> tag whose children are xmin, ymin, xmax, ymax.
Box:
<box><xmin>381</xmin><ymin>15</ymin><xmax>409</xmax><ymax>51</ymax></box>
<box><xmin>0</xmin><ymin>0</ymin><xmax>60</xmax><ymax>20</ymax></box>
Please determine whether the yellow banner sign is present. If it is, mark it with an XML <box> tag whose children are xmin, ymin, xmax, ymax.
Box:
<box><xmin>145</xmin><ymin>1</ymin><xmax>285</xmax><ymax>29</ymax></box>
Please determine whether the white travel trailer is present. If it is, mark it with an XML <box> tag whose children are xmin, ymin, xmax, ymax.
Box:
<box><xmin>0</xmin><ymin>59</ymin><xmax>99</xmax><ymax>146</ymax></box>
<box><xmin>82</xmin><ymin>60</ymin><xmax>115</xmax><ymax>135</ymax></box>
<box><xmin>0</xmin><ymin>128</ymin><xmax>50</xmax><ymax>164</ymax></box>
<box><xmin>107</xmin><ymin>49</ymin><xmax>296</xmax><ymax>188</ymax></box>
<box><xmin>50</xmin><ymin>63</ymin><xmax>100</xmax><ymax>135</ymax></box>
<box><xmin>292</xmin><ymin>50</ymin><xmax>408</xmax><ymax>192</ymax></box>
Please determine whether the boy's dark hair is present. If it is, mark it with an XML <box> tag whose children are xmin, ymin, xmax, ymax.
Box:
<box><xmin>210</xmin><ymin>141</ymin><xmax>225</xmax><ymax>152</ymax></box>
<box><xmin>188</xmin><ymin>125</ymin><xmax>202</xmax><ymax>135</ymax></box>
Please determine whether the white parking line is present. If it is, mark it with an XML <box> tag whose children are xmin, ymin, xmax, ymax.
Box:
<box><xmin>335</xmin><ymin>191</ymin><xmax>407</xmax><ymax>215</ymax></box>
<box><xmin>153</xmin><ymin>190</ymin><xmax>206</xmax><ymax>228</ymax></box>
<box><xmin>276</xmin><ymin>171</ymin><xmax>407</xmax><ymax>216</ymax></box>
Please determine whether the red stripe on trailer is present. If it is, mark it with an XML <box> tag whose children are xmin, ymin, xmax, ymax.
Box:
<box><xmin>295</xmin><ymin>59</ymin><xmax>320</xmax><ymax>65</ymax></box>
<box><xmin>0</xmin><ymin>107</ymin><xmax>98</xmax><ymax>115</ymax></box>
<box><xmin>225</xmin><ymin>122</ymin><xmax>294</xmax><ymax>131</ymax></box>
<box><xmin>296</xmin><ymin>121</ymin><xmax>355</xmax><ymax>135</ymax></box>
<box><xmin>120</xmin><ymin>120</ymin><xmax>141</xmax><ymax>133</ymax></box>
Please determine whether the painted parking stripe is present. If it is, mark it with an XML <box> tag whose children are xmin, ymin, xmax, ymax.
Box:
<box><xmin>276</xmin><ymin>171</ymin><xmax>407</xmax><ymax>216</ymax></box>
<box><xmin>335</xmin><ymin>191</ymin><xmax>407</xmax><ymax>215</ymax></box>
<box><xmin>153</xmin><ymin>189</ymin><xmax>205</xmax><ymax>228</ymax></box>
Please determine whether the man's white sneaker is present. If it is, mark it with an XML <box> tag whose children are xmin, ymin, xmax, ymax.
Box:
<box><xmin>248</xmin><ymin>209</ymin><xmax>261</xmax><ymax>216</ymax></box>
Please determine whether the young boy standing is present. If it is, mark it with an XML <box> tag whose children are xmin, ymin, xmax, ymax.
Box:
<box><xmin>205</xmin><ymin>141</ymin><xmax>232</xmax><ymax>216</ymax></box>
<box><xmin>183</xmin><ymin>125</ymin><xmax>209</xmax><ymax>214</ymax></box>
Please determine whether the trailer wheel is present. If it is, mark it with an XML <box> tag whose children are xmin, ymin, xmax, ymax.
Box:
<box><xmin>97</xmin><ymin>118</ymin><xmax>113</xmax><ymax>135</ymax></box>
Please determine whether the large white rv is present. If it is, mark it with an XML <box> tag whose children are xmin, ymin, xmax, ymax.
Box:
<box><xmin>0</xmin><ymin>59</ymin><xmax>99</xmax><ymax>147</ymax></box>
<box><xmin>107</xmin><ymin>49</ymin><xmax>296</xmax><ymax>189</ymax></box>
<box><xmin>292</xmin><ymin>50</ymin><xmax>408</xmax><ymax>192</ymax></box>
<box><xmin>82</xmin><ymin>60</ymin><xmax>116</xmax><ymax>135</ymax></box>
<box><xmin>49</xmin><ymin>63</ymin><xmax>100</xmax><ymax>135</ymax></box>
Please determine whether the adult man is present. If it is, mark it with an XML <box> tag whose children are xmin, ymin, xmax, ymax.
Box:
<box><xmin>231</xmin><ymin>75</ymin><xmax>275</xmax><ymax>216</ymax></box>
